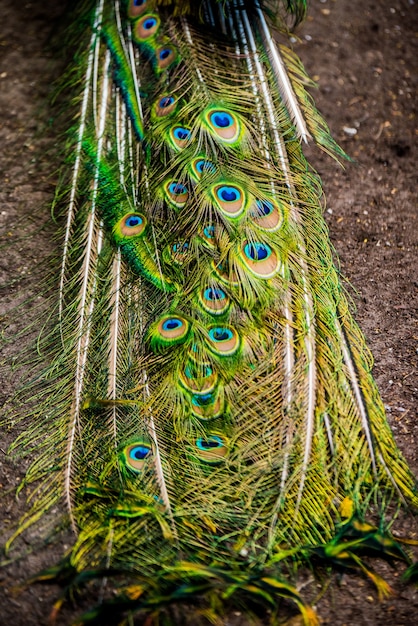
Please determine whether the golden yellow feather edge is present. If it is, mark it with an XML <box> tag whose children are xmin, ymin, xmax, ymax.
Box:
<box><xmin>3</xmin><ymin>1</ymin><xmax>418</xmax><ymax>625</ymax></box>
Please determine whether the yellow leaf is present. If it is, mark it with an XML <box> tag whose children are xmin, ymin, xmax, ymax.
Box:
<box><xmin>339</xmin><ymin>497</ymin><xmax>354</xmax><ymax>519</ymax></box>
<box><xmin>124</xmin><ymin>584</ymin><xmax>145</xmax><ymax>600</ymax></box>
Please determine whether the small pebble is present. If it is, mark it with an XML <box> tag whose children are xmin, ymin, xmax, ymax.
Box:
<box><xmin>343</xmin><ymin>126</ymin><xmax>358</xmax><ymax>136</ymax></box>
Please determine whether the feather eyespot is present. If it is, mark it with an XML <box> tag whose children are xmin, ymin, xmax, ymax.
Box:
<box><xmin>170</xmin><ymin>241</ymin><xmax>190</xmax><ymax>264</ymax></box>
<box><xmin>162</xmin><ymin>318</ymin><xmax>184</xmax><ymax>332</ymax></box>
<box><xmin>156</xmin><ymin>46</ymin><xmax>177</xmax><ymax>70</ymax></box>
<box><xmin>207</xmin><ymin>325</ymin><xmax>240</xmax><ymax>356</ymax></box>
<box><xmin>219</xmin><ymin>187</ymin><xmax>239</xmax><ymax>201</ymax></box>
<box><xmin>190</xmin><ymin>391</ymin><xmax>223</xmax><ymax>419</ymax></box>
<box><xmin>244</xmin><ymin>242</ymin><xmax>270</xmax><ymax>261</ymax></box>
<box><xmin>179</xmin><ymin>359</ymin><xmax>221</xmax><ymax>398</ymax></box>
<box><xmin>190</xmin><ymin>386</ymin><xmax>224</xmax><ymax>414</ymax></box>
<box><xmin>116</xmin><ymin>212</ymin><xmax>146</xmax><ymax>237</ymax></box>
<box><xmin>203</xmin><ymin>225</ymin><xmax>215</xmax><ymax>238</ymax></box>
<box><xmin>172</xmin><ymin>241</ymin><xmax>189</xmax><ymax>253</ymax></box>
<box><xmin>169</xmin><ymin>182</ymin><xmax>187</xmax><ymax>194</ymax></box>
<box><xmin>125</xmin><ymin>214</ymin><xmax>143</xmax><ymax>228</ymax></box>
<box><xmin>199</xmin><ymin>286</ymin><xmax>229</xmax><ymax>315</ymax></box>
<box><xmin>196</xmin><ymin>159</ymin><xmax>215</xmax><ymax>174</ymax></box>
<box><xmin>164</xmin><ymin>181</ymin><xmax>189</xmax><ymax>208</ymax></box>
<box><xmin>249</xmin><ymin>199</ymin><xmax>282</xmax><ymax>231</ymax></box>
<box><xmin>190</xmin><ymin>157</ymin><xmax>216</xmax><ymax>181</ymax></box>
<box><xmin>129</xmin><ymin>445</ymin><xmax>150</xmax><ymax>460</ymax></box>
<box><xmin>212</xmin><ymin>184</ymin><xmax>245</xmax><ymax>218</ymax></box>
<box><xmin>143</xmin><ymin>18</ymin><xmax>157</xmax><ymax>29</ymax></box>
<box><xmin>150</xmin><ymin>315</ymin><xmax>190</xmax><ymax>351</ymax></box>
<box><xmin>210</xmin><ymin>328</ymin><xmax>232</xmax><ymax>341</ymax></box>
<box><xmin>203</xmin><ymin>107</ymin><xmax>241</xmax><ymax>144</ymax></box>
<box><xmin>169</xmin><ymin>126</ymin><xmax>192</xmax><ymax>150</ymax></box>
<box><xmin>212</xmin><ymin>112</ymin><xmax>232</xmax><ymax>127</ymax></box>
<box><xmin>127</xmin><ymin>0</ymin><xmax>147</xmax><ymax>18</ymax></box>
<box><xmin>193</xmin><ymin>393</ymin><xmax>215</xmax><ymax>407</ymax></box>
<box><xmin>173</xmin><ymin>127</ymin><xmax>190</xmax><ymax>140</ymax></box>
<box><xmin>205</xmin><ymin>288</ymin><xmax>226</xmax><ymax>301</ymax></box>
<box><xmin>241</xmin><ymin>241</ymin><xmax>280</xmax><ymax>278</ymax></box>
<box><xmin>122</xmin><ymin>442</ymin><xmax>152</xmax><ymax>473</ymax></box>
<box><xmin>193</xmin><ymin>435</ymin><xmax>228</xmax><ymax>463</ymax></box>
<box><xmin>213</xmin><ymin>260</ymin><xmax>239</xmax><ymax>286</ymax></box>
<box><xmin>180</xmin><ymin>360</ymin><xmax>217</xmax><ymax>394</ymax></box>
<box><xmin>160</xmin><ymin>96</ymin><xmax>175</xmax><ymax>108</ymax></box>
<box><xmin>132</xmin><ymin>14</ymin><xmax>160</xmax><ymax>42</ymax></box>
<box><xmin>201</xmin><ymin>224</ymin><xmax>217</xmax><ymax>247</ymax></box>
<box><xmin>254</xmin><ymin>200</ymin><xmax>273</xmax><ymax>217</ymax></box>
<box><xmin>160</xmin><ymin>316</ymin><xmax>188</xmax><ymax>338</ymax></box>
<box><xmin>154</xmin><ymin>95</ymin><xmax>177</xmax><ymax>117</ymax></box>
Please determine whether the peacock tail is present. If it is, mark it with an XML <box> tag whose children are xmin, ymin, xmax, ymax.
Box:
<box><xmin>5</xmin><ymin>0</ymin><xmax>417</xmax><ymax>623</ymax></box>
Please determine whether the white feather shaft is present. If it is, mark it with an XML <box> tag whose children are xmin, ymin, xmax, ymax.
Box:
<box><xmin>254</xmin><ymin>1</ymin><xmax>311</xmax><ymax>143</ymax></box>
<box><xmin>231</xmin><ymin>5</ymin><xmax>271</xmax><ymax>164</ymax></box>
<box><xmin>232</xmin><ymin>3</ymin><xmax>296</xmax><ymax>516</ymax></box>
<box><xmin>58</xmin><ymin>14</ymin><xmax>100</xmax><ymax>336</ymax></box>
<box><xmin>65</xmin><ymin>47</ymin><xmax>110</xmax><ymax>530</ymax></box>
<box><xmin>239</xmin><ymin>7</ymin><xmax>317</xmax><ymax>510</ymax></box>
<box><xmin>142</xmin><ymin>371</ymin><xmax>175</xmax><ymax>523</ymax></box>
<box><xmin>323</xmin><ymin>412</ymin><xmax>335</xmax><ymax>456</ymax></box>
<box><xmin>336</xmin><ymin>319</ymin><xmax>377</xmax><ymax>472</ymax></box>
<box><xmin>107</xmin><ymin>252</ymin><xmax>121</xmax><ymax>442</ymax></box>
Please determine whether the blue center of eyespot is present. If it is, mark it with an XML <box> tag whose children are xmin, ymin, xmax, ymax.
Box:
<box><xmin>209</xmin><ymin>327</ymin><xmax>233</xmax><ymax>342</ymax></box>
<box><xmin>196</xmin><ymin>436</ymin><xmax>223</xmax><ymax>450</ymax></box>
<box><xmin>173</xmin><ymin>127</ymin><xmax>190</xmax><ymax>140</ymax></box>
<box><xmin>196</xmin><ymin>159</ymin><xmax>215</xmax><ymax>174</ymax></box>
<box><xmin>244</xmin><ymin>242</ymin><xmax>270</xmax><ymax>261</ymax></box>
<box><xmin>159</xmin><ymin>48</ymin><xmax>171</xmax><ymax>60</ymax></box>
<box><xmin>125</xmin><ymin>215</ymin><xmax>143</xmax><ymax>228</ymax></box>
<box><xmin>159</xmin><ymin>96</ymin><xmax>174</xmax><ymax>108</ymax></box>
<box><xmin>217</xmin><ymin>186</ymin><xmax>240</xmax><ymax>202</ymax></box>
<box><xmin>144</xmin><ymin>18</ymin><xmax>157</xmax><ymax>30</ymax></box>
<box><xmin>169</xmin><ymin>182</ymin><xmax>187</xmax><ymax>195</ymax></box>
<box><xmin>210</xmin><ymin>112</ymin><xmax>233</xmax><ymax>129</ymax></box>
<box><xmin>134</xmin><ymin>0</ymin><xmax>145</xmax><ymax>6</ymax></box>
<box><xmin>204</xmin><ymin>288</ymin><xmax>226</xmax><ymax>301</ymax></box>
<box><xmin>172</xmin><ymin>242</ymin><xmax>189</xmax><ymax>253</ymax></box>
<box><xmin>255</xmin><ymin>200</ymin><xmax>274</xmax><ymax>216</ymax></box>
<box><xmin>130</xmin><ymin>445</ymin><xmax>150</xmax><ymax>461</ymax></box>
<box><xmin>192</xmin><ymin>393</ymin><xmax>214</xmax><ymax>407</ymax></box>
<box><xmin>162</xmin><ymin>318</ymin><xmax>183</xmax><ymax>331</ymax></box>
<box><xmin>203</xmin><ymin>225</ymin><xmax>215</xmax><ymax>239</ymax></box>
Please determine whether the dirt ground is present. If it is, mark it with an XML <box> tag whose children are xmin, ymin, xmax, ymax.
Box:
<box><xmin>0</xmin><ymin>0</ymin><xmax>417</xmax><ymax>624</ymax></box>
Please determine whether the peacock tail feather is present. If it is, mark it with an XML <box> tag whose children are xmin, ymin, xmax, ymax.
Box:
<box><xmin>5</xmin><ymin>0</ymin><xmax>417</xmax><ymax>623</ymax></box>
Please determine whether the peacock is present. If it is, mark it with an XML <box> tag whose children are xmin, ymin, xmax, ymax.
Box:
<box><xmin>4</xmin><ymin>1</ymin><xmax>417</xmax><ymax>624</ymax></box>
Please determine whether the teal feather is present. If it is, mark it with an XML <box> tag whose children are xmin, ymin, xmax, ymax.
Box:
<box><xmin>5</xmin><ymin>1</ymin><xmax>417</xmax><ymax>624</ymax></box>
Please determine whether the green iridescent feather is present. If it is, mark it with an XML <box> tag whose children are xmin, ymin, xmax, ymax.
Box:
<box><xmin>4</xmin><ymin>0</ymin><xmax>417</xmax><ymax>624</ymax></box>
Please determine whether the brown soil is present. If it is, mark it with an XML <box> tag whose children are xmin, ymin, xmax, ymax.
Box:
<box><xmin>0</xmin><ymin>0</ymin><xmax>417</xmax><ymax>624</ymax></box>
